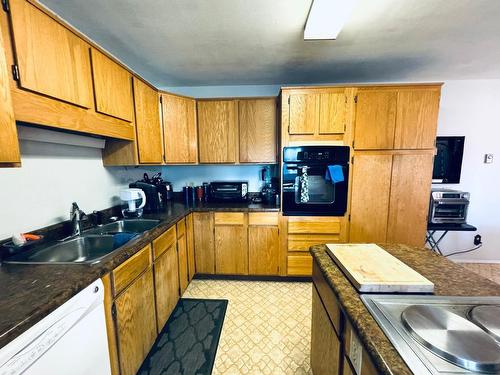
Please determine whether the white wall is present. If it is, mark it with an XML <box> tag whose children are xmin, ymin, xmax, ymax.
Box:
<box><xmin>433</xmin><ymin>79</ymin><xmax>500</xmax><ymax>262</ymax></box>
<box><xmin>160</xmin><ymin>165</ymin><xmax>276</xmax><ymax>192</ymax></box>
<box><xmin>0</xmin><ymin>139</ymin><xmax>135</xmax><ymax>239</ymax></box>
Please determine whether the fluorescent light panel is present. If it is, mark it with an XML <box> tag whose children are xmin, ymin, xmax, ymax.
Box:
<box><xmin>304</xmin><ymin>0</ymin><xmax>358</xmax><ymax>40</ymax></box>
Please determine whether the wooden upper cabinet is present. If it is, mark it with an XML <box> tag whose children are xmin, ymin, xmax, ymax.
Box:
<box><xmin>162</xmin><ymin>94</ymin><xmax>197</xmax><ymax>163</ymax></box>
<box><xmin>349</xmin><ymin>153</ymin><xmax>393</xmax><ymax>243</ymax></box>
<box><xmin>354</xmin><ymin>86</ymin><xmax>441</xmax><ymax>150</ymax></box>
<box><xmin>0</xmin><ymin>25</ymin><xmax>20</xmax><ymax>165</ymax></box>
<box><xmin>91</xmin><ymin>48</ymin><xmax>133</xmax><ymax>121</ymax></box>
<box><xmin>197</xmin><ymin>100</ymin><xmax>237</xmax><ymax>163</ymax></box>
<box><xmin>319</xmin><ymin>91</ymin><xmax>346</xmax><ymax>134</ymax></box>
<box><xmin>387</xmin><ymin>153</ymin><xmax>434</xmax><ymax>246</ymax></box>
<box><xmin>133</xmin><ymin>78</ymin><xmax>162</xmax><ymax>164</ymax></box>
<box><xmin>9</xmin><ymin>0</ymin><xmax>93</xmax><ymax>108</ymax></box>
<box><xmin>394</xmin><ymin>89</ymin><xmax>441</xmax><ymax>149</ymax></box>
<box><xmin>354</xmin><ymin>89</ymin><xmax>398</xmax><ymax>150</ymax></box>
<box><xmin>239</xmin><ymin>98</ymin><xmax>277</xmax><ymax>163</ymax></box>
<box><xmin>289</xmin><ymin>93</ymin><xmax>319</xmax><ymax>135</ymax></box>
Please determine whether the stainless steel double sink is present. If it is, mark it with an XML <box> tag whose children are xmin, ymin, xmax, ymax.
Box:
<box><xmin>4</xmin><ymin>219</ymin><xmax>160</xmax><ymax>265</ymax></box>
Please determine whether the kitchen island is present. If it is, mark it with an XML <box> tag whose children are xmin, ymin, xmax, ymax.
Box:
<box><xmin>310</xmin><ymin>244</ymin><xmax>500</xmax><ymax>375</ymax></box>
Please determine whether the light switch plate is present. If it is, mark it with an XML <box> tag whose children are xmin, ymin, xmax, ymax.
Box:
<box><xmin>484</xmin><ymin>154</ymin><xmax>494</xmax><ymax>164</ymax></box>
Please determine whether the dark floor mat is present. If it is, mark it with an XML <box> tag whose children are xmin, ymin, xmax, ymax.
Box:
<box><xmin>137</xmin><ymin>298</ymin><xmax>228</xmax><ymax>375</ymax></box>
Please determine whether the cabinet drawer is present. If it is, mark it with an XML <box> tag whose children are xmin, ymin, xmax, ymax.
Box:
<box><xmin>176</xmin><ymin>218</ymin><xmax>186</xmax><ymax>238</ymax></box>
<box><xmin>214</xmin><ymin>212</ymin><xmax>245</xmax><ymax>225</ymax></box>
<box><xmin>288</xmin><ymin>234</ymin><xmax>341</xmax><ymax>252</ymax></box>
<box><xmin>288</xmin><ymin>217</ymin><xmax>341</xmax><ymax>234</ymax></box>
<box><xmin>153</xmin><ymin>226</ymin><xmax>177</xmax><ymax>259</ymax></box>
<box><xmin>113</xmin><ymin>244</ymin><xmax>152</xmax><ymax>295</ymax></box>
<box><xmin>248</xmin><ymin>212</ymin><xmax>278</xmax><ymax>226</ymax></box>
<box><xmin>313</xmin><ymin>260</ymin><xmax>342</xmax><ymax>336</ymax></box>
<box><xmin>287</xmin><ymin>254</ymin><xmax>313</xmax><ymax>276</ymax></box>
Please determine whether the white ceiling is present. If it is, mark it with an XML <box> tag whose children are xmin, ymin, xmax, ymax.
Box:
<box><xmin>39</xmin><ymin>0</ymin><xmax>500</xmax><ymax>87</ymax></box>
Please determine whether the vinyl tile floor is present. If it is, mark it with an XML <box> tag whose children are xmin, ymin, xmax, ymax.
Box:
<box><xmin>182</xmin><ymin>279</ymin><xmax>313</xmax><ymax>375</ymax></box>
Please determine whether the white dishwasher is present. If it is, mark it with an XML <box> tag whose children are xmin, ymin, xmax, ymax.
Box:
<box><xmin>0</xmin><ymin>279</ymin><xmax>111</xmax><ymax>375</ymax></box>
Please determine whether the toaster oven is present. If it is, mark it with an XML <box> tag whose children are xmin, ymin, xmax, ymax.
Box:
<box><xmin>209</xmin><ymin>181</ymin><xmax>248</xmax><ymax>202</ymax></box>
<box><xmin>428</xmin><ymin>189</ymin><xmax>470</xmax><ymax>224</ymax></box>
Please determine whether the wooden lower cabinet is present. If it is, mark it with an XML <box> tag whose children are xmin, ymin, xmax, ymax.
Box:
<box><xmin>186</xmin><ymin>214</ymin><xmax>196</xmax><ymax>281</ymax></box>
<box><xmin>115</xmin><ymin>268</ymin><xmax>156</xmax><ymax>375</ymax></box>
<box><xmin>286</xmin><ymin>216</ymin><xmax>344</xmax><ymax>276</ymax></box>
<box><xmin>177</xmin><ymin>233</ymin><xmax>189</xmax><ymax>294</ymax></box>
<box><xmin>248</xmin><ymin>226</ymin><xmax>279</xmax><ymax>275</ymax></box>
<box><xmin>154</xmin><ymin>242</ymin><xmax>180</xmax><ymax>330</ymax></box>
<box><xmin>350</xmin><ymin>151</ymin><xmax>434</xmax><ymax>246</ymax></box>
<box><xmin>311</xmin><ymin>286</ymin><xmax>341</xmax><ymax>375</ymax></box>
<box><xmin>215</xmin><ymin>223</ymin><xmax>248</xmax><ymax>275</ymax></box>
<box><xmin>193</xmin><ymin>212</ymin><xmax>215</xmax><ymax>274</ymax></box>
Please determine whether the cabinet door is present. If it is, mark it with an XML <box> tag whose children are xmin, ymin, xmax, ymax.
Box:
<box><xmin>186</xmin><ymin>214</ymin><xmax>196</xmax><ymax>281</ymax></box>
<box><xmin>349</xmin><ymin>153</ymin><xmax>393</xmax><ymax>242</ymax></box>
<box><xmin>394</xmin><ymin>89</ymin><xmax>440</xmax><ymax>149</ymax></box>
<box><xmin>154</xmin><ymin>243</ymin><xmax>179</xmax><ymax>330</ymax></box>
<box><xmin>215</xmin><ymin>225</ymin><xmax>248</xmax><ymax>274</ymax></box>
<box><xmin>9</xmin><ymin>0</ymin><xmax>93</xmax><ymax>108</ymax></box>
<box><xmin>248</xmin><ymin>226</ymin><xmax>279</xmax><ymax>275</ymax></box>
<box><xmin>311</xmin><ymin>286</ymin><xmax>341</xmax><ymax>375</ymax></box>
<box><xmin>197</xmin><ymin>100</ymin><xmax>237</xmax><ymax>163</ymax></box>
<box><xmin>387</xmin><ymin>153</ymin><xmax>434</xmax><ymax>246</ymax></box>
<box><xmin>133</xmin><ymin>78</ymin><xmax>162</xmax><ymax>164</ymax></box>
<box><xmin>91</xmin><ymin>48</ymin><xmax>133</xmax><ymax>121</ymax></box>
<box><xmin>354</xmin><ymin>90</ymin><xmax>397</xmax><ymax>149</ymax></box>
<box><xmin>0</xmin><ymin>26</ymin><xmax>20</xmax><ymax>164</ymax></box>
<box><xmin>163</xmin><ymin>94</ymin><xmax>198</xmax><ymax>163</ymax></box>
<box><xmin>177</xmin><ymin>234</ymin><xmax>189</xmax><ymax>294</ymax></box>
<box><xmin>239</xmin><ymin>99</ymin><xmax>276</xmax><ymax>163</ymax></box>
<box><xmin>319</xmin><ymin>92</ymin><xmax>346</xmax><ymax>134</ymax></box>
<box><xmin>115</xmin><ymin>268</ymin><xmax>156</xmax><ymax>375</ymax></box>
<box><xmin>289</xmin><ymin>93</ymin><xmax>319</xmax><ymax>135</ymax></box>
<box><xmin>193</xmin><ymin>212</ymin><xmax>215</xmax><ymax>274</ymax></box>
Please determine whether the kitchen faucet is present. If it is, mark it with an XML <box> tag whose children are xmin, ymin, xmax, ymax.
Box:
<box><xmin>70</xmin><ymin>202</ymin><xmax>86</xmax><ymax>237</ymax></box>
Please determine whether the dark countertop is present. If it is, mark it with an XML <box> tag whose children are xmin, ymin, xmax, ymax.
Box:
<box><xmin>0</xmin><ymin>200</ymin><xmax>278</xmax><ymax>349</ymax></box>
<box><xmin>310</xmin><ymin>244</ymin><xmax>500</xmax><ymax>375</ymax></box>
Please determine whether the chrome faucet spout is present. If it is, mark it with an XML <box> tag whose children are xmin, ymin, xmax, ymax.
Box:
<box><xmin>70</xmin><ymin>202</ymin><xmax>86</xmax><ymax>237</ymax></box>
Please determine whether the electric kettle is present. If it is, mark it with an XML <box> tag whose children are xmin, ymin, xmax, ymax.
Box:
<box><xmin>120</xmin><ymin>188</ymin><xmax>146</xmax><ymax>218</ymax></box>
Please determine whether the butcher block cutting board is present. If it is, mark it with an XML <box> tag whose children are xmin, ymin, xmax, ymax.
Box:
<box><xmin>326</xmin><ymin>244</ymin><xmax>434</xmax><ymax>293</ymax></box>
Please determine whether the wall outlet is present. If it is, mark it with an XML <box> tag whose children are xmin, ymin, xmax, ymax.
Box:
<box><xmin>484</xmin><ymin>154</ymin><xmax>494</xmax><ymax>164</ymax></box>
<box><xmin>474</xmin><ymin>234</ymin><xmax>482</xmax><ymax>245</ymax></box>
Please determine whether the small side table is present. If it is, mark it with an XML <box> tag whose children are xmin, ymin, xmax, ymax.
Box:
<box><xmin>426</xmin><ymin>223</ymin><xmax>477</xmax><ymax>255</ymax></box>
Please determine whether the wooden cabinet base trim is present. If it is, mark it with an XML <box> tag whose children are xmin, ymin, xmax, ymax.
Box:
<box><xmin>12</xmin><ymin>89</ymin><xmax>135</xmax><ymax>140</ymax></box>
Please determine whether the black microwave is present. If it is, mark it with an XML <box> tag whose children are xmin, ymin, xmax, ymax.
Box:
<box><xmin>282</xmin><ymin>146</ymin><xmax>350</xmax><ymax>216</ymax></box>
<box><xmin>209</xmin><ymin>181</ymin><xmax>248</xmax><ymax>202</ymax></box>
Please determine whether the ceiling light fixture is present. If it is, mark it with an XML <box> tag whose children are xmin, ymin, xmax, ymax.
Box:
<box><xmin>304</xmin><ymin>0</ymin><xmax>358</xmax><ymax>40</ymax></box>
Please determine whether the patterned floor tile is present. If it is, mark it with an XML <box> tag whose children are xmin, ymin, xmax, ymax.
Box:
<box><xmin>182</xmin><ymin>280</ymin><xmax>313</xmax><ymax>374</ymax></box>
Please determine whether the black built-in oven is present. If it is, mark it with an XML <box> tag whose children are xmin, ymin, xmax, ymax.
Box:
<box><xmin>282</xmin><ymin>146</ymin><xmax>350</xmax><ymax>216</ymax></box>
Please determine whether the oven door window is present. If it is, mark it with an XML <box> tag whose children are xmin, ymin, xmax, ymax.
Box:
<box><xmin>294</xmin><ymin>168</ymin><xmax>335</xmax><ymax>204</ymax></box>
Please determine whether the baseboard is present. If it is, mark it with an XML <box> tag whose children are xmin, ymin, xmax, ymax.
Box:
<box><xmin>193</xmin><ymin>274</ymin><xmax>312</xmax><ymax>282</ymax></box>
